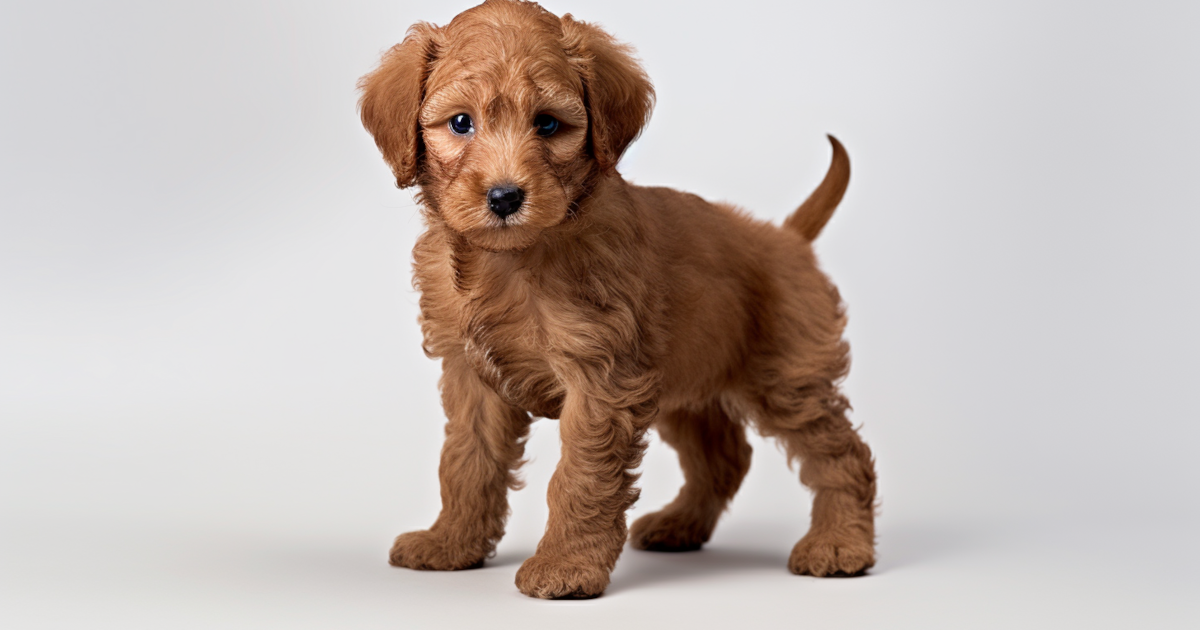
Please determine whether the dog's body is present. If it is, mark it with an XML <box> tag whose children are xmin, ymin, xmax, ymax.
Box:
<box><xmin>360</xmin><ymin>0</ymin><xmax>876</xmax><ymax>599</ymax></box>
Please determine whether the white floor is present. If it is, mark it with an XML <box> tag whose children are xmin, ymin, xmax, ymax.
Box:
<box><xmin>3</xmin><ymin>413</ymin><xmax>1195</xmax><ymax>630</ymax></box>
<box><xmin>5</xmin><ymin>507</ymin><xmax>1194</xmax><ymax>629</ymax></box>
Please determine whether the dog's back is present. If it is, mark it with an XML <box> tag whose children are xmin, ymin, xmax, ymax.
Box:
<box><xmin>617</xmin><ymin>139</ymin><xmax>852</xmax><ymax>409</ymax></box>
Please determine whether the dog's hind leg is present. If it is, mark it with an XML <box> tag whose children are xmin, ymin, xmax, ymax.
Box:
<box><xmin>388</xmin><ymin>353</ymin><xmax>532</xmax><ymax>571</ymax></box>
<box><xmin>751</xmin><ymin>378</ymin><xmax>876</xmax><ymax>576</ymax></box>
<box><xmin>630</xmin><ymin>402</ymin><xmax>751</xmax><ymax>552</ymax></box>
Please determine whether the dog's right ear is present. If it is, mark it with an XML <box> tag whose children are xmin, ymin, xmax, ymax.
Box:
<box><xmin>358</xmin><ymin>23</ymin><xmax>439</xmax><ymax>188</ymax></box>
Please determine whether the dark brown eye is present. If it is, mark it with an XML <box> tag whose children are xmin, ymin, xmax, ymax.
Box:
<box><xmin>534</xmin><ymin>114</ymin><xmax>559</xmax><ymax>137</ymax></box>
<box><xmin>449</xmin><ymin>113</ymin><xmax>473</xmax><ymax>136</ymax></box>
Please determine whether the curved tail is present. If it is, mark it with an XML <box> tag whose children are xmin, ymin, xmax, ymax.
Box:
<box><xmin>783</xmin><ymin>135</ymin><xmax>850</xmax><ymax>241</ymax></box>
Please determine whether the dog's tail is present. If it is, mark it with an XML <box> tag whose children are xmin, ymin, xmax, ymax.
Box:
<box><xmin>783</xmin><ymin>135</ymin><xmax>850</xmax><ymax>241</ymax></box>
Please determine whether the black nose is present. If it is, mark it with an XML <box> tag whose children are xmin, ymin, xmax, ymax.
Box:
<box><xmin>487</xmin><ymin>185</ymin><xmax>525</xmax><ymax>218</ymax></box>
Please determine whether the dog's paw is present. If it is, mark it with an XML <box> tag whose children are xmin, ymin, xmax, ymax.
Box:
<box><xmin>388</xmin><ymin>529</ymin><xmax>486</xmax><ymax>571</ymax></box>
<box><xmin>514</xmin><ymin>554</ymin><xmax>610</xmax><ymax>599</ymax></box>
<box><xmin>629</xmin><ymin>509</ymin><xmax>711</xmax><ymax>552</ymax></box>
<box><xmin>788</xmin><ymin>531</ymin><xmax>875</xmax><ymax>577</ymax></box>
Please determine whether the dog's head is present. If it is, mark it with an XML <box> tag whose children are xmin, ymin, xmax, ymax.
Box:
<box><xmin>359</xmin><ymin>0</ymin><xmax>654</xmax><ymax>251</ymax></box>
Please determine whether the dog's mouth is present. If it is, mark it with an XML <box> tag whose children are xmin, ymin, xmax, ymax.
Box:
<box><xmin>462</xmin><ymin>227</ymin><xmax>540</xmax><ymax>252</ymax></box>
<box><xmin>487</xmin><ymin>209</ymin><xmax>528</xmax><ymax>229</ymax></box>
<box><xmin>455</xmin><ymin>206</ymin><xmax>546</xmax><ymax>252</ymax></box>
<box><xmin>438</xmin><ymin>183</ymin><xmax>574</xmax><ymax>252</ymax></box>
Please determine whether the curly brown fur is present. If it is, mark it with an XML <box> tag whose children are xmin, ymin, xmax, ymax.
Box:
<box><xmin>359</xmin><ymin>0</ymin><xmax>877</xmax><ymax>599</ymax></box>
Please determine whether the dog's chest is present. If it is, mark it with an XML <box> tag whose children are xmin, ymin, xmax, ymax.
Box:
<box><xmin>458</xmin><ymin>283</ymin><xmax>570</xmax><ymax>418</ymax></box>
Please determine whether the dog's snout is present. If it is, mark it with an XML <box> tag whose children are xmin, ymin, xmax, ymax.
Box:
<box><xmin>487</xmin><ymin>185</ymin><xmax>525</xmax><ymax>218</ymax></box>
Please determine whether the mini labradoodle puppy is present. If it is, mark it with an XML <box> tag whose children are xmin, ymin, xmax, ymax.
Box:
<box><xmin>359</xmin><ymin>0</ymin><xmax>877</xmax><ymax>599</ymax></box>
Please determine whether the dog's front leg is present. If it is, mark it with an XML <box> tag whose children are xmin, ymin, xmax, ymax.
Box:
<box><xmin>515</xmin><ymin>383</ymin><xmax>654</xmax><ymax>599</ymax></box>
<box><xmin>389</xmin><ymin>353</ymin><xmax>532</xmax><ymax>570</ymax></box>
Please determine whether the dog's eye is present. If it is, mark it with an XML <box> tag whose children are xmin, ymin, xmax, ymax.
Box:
<box><xmin>534</xmin><ymin>114</ymin><xmax>559</xmax><ymax>137</ymax></box>
<box><xmin>448</xmin><ymin>113</ymin><xmax>473</xmax><ymax>136</ymax></box>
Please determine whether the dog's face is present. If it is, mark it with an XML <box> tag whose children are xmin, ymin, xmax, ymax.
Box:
<box><xmin>359</xmin><ymin>1</ymin><xmax>654</xmax><ymax>251</ymax></box>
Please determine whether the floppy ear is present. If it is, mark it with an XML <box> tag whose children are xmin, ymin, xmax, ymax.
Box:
<box><xmin>358</xmin><ymin>23</ymin><xmax>439</xmax><ymax>188</ymax></box>
<box><xmin>560</xmin><ymin>16</ymin><xmax>655</xmax><ymax>173</ymax></box>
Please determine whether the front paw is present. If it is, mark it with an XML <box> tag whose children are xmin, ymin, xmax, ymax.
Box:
<box><xmin>788</xmin><ymin>531</ymin><xmax>875</xmax><ymax>577</ymax></box>
<box><xmin>388</xmin><ymin>529</ymin><xmax>486</xmax><ymax>571</ymax></box>
<box><xmin>515</xmin><ymin>553</ymin><xmax>610</xmax><ymax>599</ymax></box>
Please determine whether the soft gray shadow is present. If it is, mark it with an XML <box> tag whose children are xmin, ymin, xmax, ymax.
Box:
<box><xmin>607</xmin><ymin>545</ymin><xmax>787</xmax><ymax>594</ymax></box>
<box><xmin>487</xmin><ymin>549</ymin><xmax>535</xmax><ymax>568</ymax></box>
<box><xmin>871</xmin><ymin>522</ymin><xmax>983</xmax><ymax>574</ymax></box>
<box><xmin>604</xmin><ymin>520</ymin><xmax>984</xmax><ymax>592</ymax></box>
<box><xmin>254</xmin><ymin>521</ymin><xmax>985</xmax><ymax>593</ymax></box>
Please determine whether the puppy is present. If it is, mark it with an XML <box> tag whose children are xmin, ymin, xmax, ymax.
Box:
<box><xmin>359</xmin><ymin>0</ymin><xmax>876</xmax><ymax>599</ymax></box>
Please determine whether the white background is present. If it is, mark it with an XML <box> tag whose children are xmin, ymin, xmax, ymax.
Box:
<box><xmin>2</xmin><ymin>0</ymin><xmax>1197</xmax><ymax>628</ymax></box>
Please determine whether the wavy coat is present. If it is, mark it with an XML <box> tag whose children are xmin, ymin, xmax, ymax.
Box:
<box><xmin>359</xmin><ymin>0</ymin><xmax>877</xmax><ymax>599</ymax></box>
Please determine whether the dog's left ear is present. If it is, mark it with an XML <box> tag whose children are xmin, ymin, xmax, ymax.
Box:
<box><xmin>358</xmin><ymin>23</ymin><xmax>440</xmax><ymax>188</ymax></box>
<box><xmin>560</xmin><ymin>16</ymin><xmax>655</xmax><ymax>173</ymax></box>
